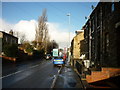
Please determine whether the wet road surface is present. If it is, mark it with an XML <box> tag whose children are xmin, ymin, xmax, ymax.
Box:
<box><xmin>2</xmin><ymin>59</ymin><xmax>85</xmax><ymax>89</ymax></box>
<box><xmin>54</xmin><ymin>64</ymin><xmax>84</xmax><ymax>88</ymax></box>
<box><xmin>2</xmin><ymin>59</ymin><xmax>59</xmax><ymax>88</ymax></box>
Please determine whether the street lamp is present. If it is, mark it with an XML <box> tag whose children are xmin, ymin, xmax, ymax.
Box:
<box><xmin>67</xmin><ymin>13</ymin><xmax>71</xmax><ymax>63</ymax></box>
<box><xmin>67</xmin><ymin>13</ymin><xmax>71</xmax><ymax>46</ymax></box>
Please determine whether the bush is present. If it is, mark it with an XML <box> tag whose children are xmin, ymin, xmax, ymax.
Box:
<box><xmin>33</xmin><ymin>49</ymin><xmax>45</xmax><ymax>59</ymax></box>
<box><xmin>3</xmin><ymin>44</ymin><xmax>18</xmax><ymax>57</ymax></box>
<box><xmin>25</xmin><ymin>45</ymin><xmax>33</xmax><ymax>54</ymax></box>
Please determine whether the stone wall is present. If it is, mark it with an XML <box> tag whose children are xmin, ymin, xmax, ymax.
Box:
<box><xmin>86</xmin><ymin>68</ymin><xmax>120</xmax><ymax>83</ymax></box>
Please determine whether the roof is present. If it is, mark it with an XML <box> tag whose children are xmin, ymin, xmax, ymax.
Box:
<box><xmin>0</xmin><ymin>31</ymin><xmax>18</xmax><ymax>39</ymax></box>
<box><xmin>75</xmin><ymin>30</ymin><xmax>84</xmax><ymax>32</ymax></box>
<box><xmin>75</xmin><ymin>30</ymin><xmax>84</xmax><ymax>35</ymax></box>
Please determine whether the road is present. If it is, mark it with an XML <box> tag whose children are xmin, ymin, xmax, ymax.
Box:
<box><xmin>2</xmin><ymin>59</ymin><xmax>60</xmax><ymax>88</ymax></box>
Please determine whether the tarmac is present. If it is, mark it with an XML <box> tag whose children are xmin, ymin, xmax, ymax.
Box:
<box><xmin>54</xmin><ymin>61</ymin><xmax>91</xmax><ymax>89</ymax></box>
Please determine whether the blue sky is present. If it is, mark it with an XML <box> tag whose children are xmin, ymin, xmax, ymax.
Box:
<box><xmin>2</xmin><ymin>2</ymin><xmax>98</xmax><ymax>31</ymax></box>
<box><xmin>1</xmin><ymin>2</ymin><xmax>98</xmax><ymax>48</ymax></box>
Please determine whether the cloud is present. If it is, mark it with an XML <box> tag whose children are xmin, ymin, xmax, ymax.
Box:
<box><xmin>47</xmin><ymin>22</ymin><xmax>75</xmax><ymax>48</ymax></box>
<box><xmin>0</xmin><ymin>18</ymin><xmax>14</xmax><ymax>32</ymax></box>
<box><xmin>13</xmin><ymin>20</ymin><xmax>37</xmax><ymax>42</ymax></box>
<box><xmin>0</xmin><ymin>19</ymin><xmax>37</xmax><ymax>43</ymax></box>
<box><xmin>0</xmin><ymin>19</ymin><xmax>75</xmax><ymax>48</ymax></box>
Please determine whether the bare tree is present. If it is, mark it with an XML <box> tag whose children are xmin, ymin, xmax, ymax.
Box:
<box><xmin>14</xmin><ymin>31</ymin><xmax>26</xmax><ymax>44</ymax></box>
<box><xmin>35</xmin><ymin>9</ymin><xmax>49</xmax><ymax>53</ymax></box>
<box><xmin>20</xmin><ymin>34</ymin><xmax>26</xmax><ymax>44</ymax></box>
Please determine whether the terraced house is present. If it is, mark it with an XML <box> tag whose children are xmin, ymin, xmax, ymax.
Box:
<box><xmin>71</xmin><ymin>30</ymin><xmax>84</xmax><ymax>67</ymax></box>
<box><xmin>84</xmin><ymin>2</ymin><xmax>120</xmax><ymax>68</ymax></box>
<box><xmin>0</xmin><ymin>30</ymin><xmax>18</xmax><ymax>57</ymax></box>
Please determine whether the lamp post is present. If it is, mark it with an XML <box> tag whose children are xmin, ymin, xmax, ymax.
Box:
<box><xmin>67</xmin><ymin>13</ymin><xmax>71</xmax><ymax>46</ymax></box>
<box><xmin>67</xmin><ymin>13</ymin><xmax>71</xmax><ymax>63</ymax></box>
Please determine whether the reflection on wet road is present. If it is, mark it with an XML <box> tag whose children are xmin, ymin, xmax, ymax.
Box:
<box><xmin>54</xmin><ymin>64</ymin><xmax>83</xmax><ymax>88</ymax></box>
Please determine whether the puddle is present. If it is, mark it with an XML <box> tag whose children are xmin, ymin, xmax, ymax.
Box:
<box><xmin>68</xmin><ymin>82</ymin><xmax>76</xmax><ymax>87</ymax></box>
<box><xmin>67</xmin><ymin>78</ymin><xmax>77</xmax><ymax>87</ymax></box>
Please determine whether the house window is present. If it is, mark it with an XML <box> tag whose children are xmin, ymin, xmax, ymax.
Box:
<box><xmin>5</xmin><ymin>37</ymin><xmax>8</xmax><ymax>42</ymax></box>
<box><xmin>111</xmin><ymin>3</ymin><xmax>115</xmax><ymax>12</ymax></box>
<box><xmin>14</xmin><ymin>38</ymin><xmax>17</xmax><ymax>44</ymax></box>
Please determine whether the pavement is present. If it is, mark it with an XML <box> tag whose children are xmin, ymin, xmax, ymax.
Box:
<box><xmin>54</xmin><ymin>62</ymin><xmax>91</xmax><ymax>89</ymax></box>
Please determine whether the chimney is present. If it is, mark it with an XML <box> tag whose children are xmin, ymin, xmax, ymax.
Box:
<box><xmin>75</xmin><ymin>30</ymin><xmax>84</xmax><ymax>35</ymax></box>
<box><xmin>9</xmin><ymin>29</ymin><xmax>13</xmax><ymax>35</ymax></box>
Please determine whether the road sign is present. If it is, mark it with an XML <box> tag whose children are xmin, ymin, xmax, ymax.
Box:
<box><xmin>53</xmin><ymin>49</ymin><xmax>58</xmax><ymax>56</ymax></box>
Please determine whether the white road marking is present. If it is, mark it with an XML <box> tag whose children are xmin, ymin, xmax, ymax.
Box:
<box><xmin>0</xmin><ymin>70</ymin><xmax>24</xmax><ymax>79</ymax></box>
<box><xmin>29</xmin><ymin>65</ymin><xmax>39</xmax><ymax>69</ymax></box>
<box><xmin>51</xmin><ymin>66</ymin><xmax>62</xmax><ymax>88</ymax></box>
<box><xmin>0</xmin><ymin>64</ymin><xmax>40</xmax><ymax>79</ymax></box>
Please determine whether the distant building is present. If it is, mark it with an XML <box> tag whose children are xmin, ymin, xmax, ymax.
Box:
<box><xmin>0</xmin><ymin>31</ymin><xmax>18</xmax><ymax>55</ymax></box>
<box><xmin>71</xmin><ymin>30</ymin><xmax>84</xmax><ymax>67</ymax></box>
<box><xmin>0</xmin><ymin>31</ymin><xmax>18</xmax><ymax>45</ymax></box>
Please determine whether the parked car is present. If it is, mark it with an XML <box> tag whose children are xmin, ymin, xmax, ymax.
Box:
<box><xmin>46</xmin><ymin>54</ymin><xmax>52</xmax><ymax>60</ymax></box>
<box><xmin>53</xmin><ymin>56</ymin><xmax>65</xmax><ymax>66</ymax></box>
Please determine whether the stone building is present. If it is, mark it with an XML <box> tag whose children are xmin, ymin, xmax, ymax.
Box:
<box><xmin>71</xmin><ymin>30</ymin><xmax>84</xmax><ymax>67</ymax></box>
<box><xmin>84</xmin><ymin>2</ymin><xmax>120</xmax><ymax>68</ymax></box>
<box><xmin>0</xmin><ymin>30</ymin><xmax>18</xmax><ymax>56</ymax></box>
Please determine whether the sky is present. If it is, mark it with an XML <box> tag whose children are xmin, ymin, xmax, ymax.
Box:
<box><xmin>1</xmin><ymin>1</ymin><xmax>98</xmax><ymax>48</ymax></box>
